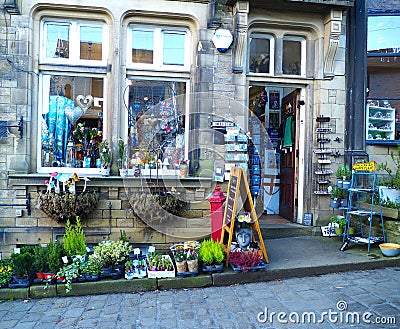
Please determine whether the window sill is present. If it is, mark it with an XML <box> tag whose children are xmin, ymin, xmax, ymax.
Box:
<box><xmin>8</xmin><ymin>174</ymin><xmax>213</xmax><ymax>189</ymax></box>
<box><xmin>366</xmin><ymin>140</ymin><xmax>400</xmax><ymax>146</ymax></box>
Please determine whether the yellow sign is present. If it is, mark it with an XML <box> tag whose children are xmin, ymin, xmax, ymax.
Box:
<box><xmin>353</xmin><ymin>161</ymin><xmax>376</xmax><ymax>172</ymax></box>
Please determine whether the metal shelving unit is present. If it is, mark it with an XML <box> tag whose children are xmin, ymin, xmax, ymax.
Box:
<box><xmin>344</xmin><ymin>171</ymin><xmax>386</xmax><ymax>252</ymax></box>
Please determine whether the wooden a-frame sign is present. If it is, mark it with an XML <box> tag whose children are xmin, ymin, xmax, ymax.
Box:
<box><xmin>220</xmin><ymin>167</ymin><xmax>268</xmax><ymax>266</ymax></box>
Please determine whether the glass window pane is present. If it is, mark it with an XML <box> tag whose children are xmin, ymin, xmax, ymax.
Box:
<box><xmin>80</xmin><ymin>26</ymin><xmax>103</xmax><ymax>60</ymax></box>
<box><xmin>132</xmin><ymin>30</ymin><xmax>154</xmax><ymax>64</ymax></box>
<box><xmin>367</xmin><ymin>57</ymin><xmax>400</xmax><ymax>140</ymax></box>
<box><xmin>163</xmin><ymin>32</ymin><xmax>185</xmax><ymax>66</ymax></box>
<box><xmin>127</xmin><ymin>80</ymin><xmax>186</xmax><ymax>168</ymax></box>
<box><xmin>368</xmin><ymin>16</ymin><xmax>400</xmax><ymax>54</ymax></box>
<box><xmin>249</xmin><ymin>37</ymin><xmax>270</xmax><ymax>73</ymax></box>
<box><xmin>283</xmin><ymin>40</ymin><xmax>301</xmax><ymax>75</ymax></box>
<box><xmin>41</xmin><ymin>75</ymin><xmax>104</xmax><ymax>168</ymax></box>
<box><xmin>46</xmin><ymin>23</ymin><xmax>70</xmax><ymax>58</ymax></box>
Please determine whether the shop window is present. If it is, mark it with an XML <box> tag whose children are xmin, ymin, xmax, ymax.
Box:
<box><xmin>282</xmin><ymin>36</ymin><xmax>305</xmax><ymax>76</ymax></box>
<box><xmin>366</xmin><ymin>15</ymin><xmax>400</xmax><ymax>143</ymax></box>
<box><xmin>38</xmin><ymin>74</ymin><xmax>107</xmax><ymax>173</ymax></box>
<box><xmin>41</xmin><ymin>20</ymin><xmax>107</xmax><ymax>65</ymax></box>
<box><xmin>248</xmin><ymin>34</ymin><xmax>274</xmax><ymax>74</ymax></box>
<box><xmin>128</xmin><ymin>26</ymin><xmax>189</xmax><ymax>70</ymax></box>
<box><xmin>126</xmin><ymin>79</ymin><xmax>187</xmax><ymax>170</ymax></box>
<box><xmin>38</xmin><ymin>18</ymin><xmax>109</xmax><ymax>173</ymax></box>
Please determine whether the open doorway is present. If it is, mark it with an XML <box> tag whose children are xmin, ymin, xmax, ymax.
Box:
<box><xmin>248</xmin><ymin>85</ymin><xmax>301</xmax><ymax>222</ymax></box>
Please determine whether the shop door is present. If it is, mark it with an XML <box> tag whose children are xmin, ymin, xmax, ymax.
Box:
<box><xmin>279</xmin><ymin>89</ymin><xmax>299</xmax><ymax>221</ymax></box>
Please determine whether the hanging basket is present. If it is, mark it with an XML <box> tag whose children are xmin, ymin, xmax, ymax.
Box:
<box><xmin>35</xmin><ymin>190</ymin><xmax>99</xmax><ymax>223</ymax></box>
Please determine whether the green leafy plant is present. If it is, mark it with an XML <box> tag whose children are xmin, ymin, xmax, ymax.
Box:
<box><xmin>331</xmin><ymin>216</ymin><xmax>347</xmax><ymax>228</ymax></box>
<box><xmin>335</xmin><ymin>164</ymin><xmax>352</xmax><ymax>180</ymax></box>
<box><xmin>212</xmin><ymin>241</ymin><xmax>225</xmax><ymax>264</ymax></box>
<box><xmin>330</xmin><ymin>186</ymin><xmax>348</xmax><ymax>199</ymax></box>
<box><xmin>92</xmin><ymin>240</ymin><xmax>131</xmax><ymax>268</ymax></box>
<box><xmin>57</xmin><ymin>259</ymin><xmax>81</xmax><ymax>293</ymax></box>
<box><xmin>199</xmin><ymin>239</ymin><xmax>225</xmax><ymax>266</ymax></box>
<box><xmin>63</xmin><ymin>217</ymin><xmax>87</xmax><ymax>259</ymax></box>
<box><xmin>99</xmin><ymin>139</ymin><xmax>111</xmax><ymax>168</ymax></box>
<box><xmin>33</xmin><ymin>245</ymin><xmax>49</xmax><ymax>273</ymax></box>
<box><xmin>377</xmin><ymin>144</ymin><xmax>400</xmax><ymax>189</ymax></box>
<box><xmin>47</xmin><ymin>240</ymin><xmax>65</xmax><ymax>274</ymax></box>
<box><xmin>11</xmin><ymin>246</ymin><xmax>35</xmax><ymax>278</ymax></box>
<box><xmin>117</xmin><ymin>139</ymin><xmax>127</xmax><ymax>168</ymax></box>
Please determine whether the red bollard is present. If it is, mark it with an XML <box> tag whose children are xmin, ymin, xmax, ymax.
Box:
<box><xmin>209</xmin><ymin>185</ymin><xmax>226</xmax><ymax>241</ymax></box>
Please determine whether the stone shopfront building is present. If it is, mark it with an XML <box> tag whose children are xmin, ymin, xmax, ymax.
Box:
<box><xmin>7</xmin><ymin>0</ymin><xmax>396</xmax><ymax>257</ymax></box>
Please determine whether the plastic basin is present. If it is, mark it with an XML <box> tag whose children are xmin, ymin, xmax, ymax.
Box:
<box><xmin>379</xmin><ymin>243</ymin><xmax>400</xmax><ymax>257</ymax></box>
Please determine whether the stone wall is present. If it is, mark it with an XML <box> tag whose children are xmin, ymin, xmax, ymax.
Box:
<box><xmin>0</xmin><ymin>175</ymin><xmax>219</xmax><ymax>258</ymax></box>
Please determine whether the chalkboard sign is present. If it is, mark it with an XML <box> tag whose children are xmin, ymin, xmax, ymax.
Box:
<box><xmin>224</xmin><ymin>175</ymin><xmax>238</xmax><ymax>225</ymax></box>
<box><xmin>221</xmin><ymin>167</ymin><xmax>269</xmax><ymax>264</ymax></box>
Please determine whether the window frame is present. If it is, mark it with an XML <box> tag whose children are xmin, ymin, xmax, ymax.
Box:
<box><xmin>37</xmin><ymin>72</ymin><xmax>109</xmax><ymax>175</ymax></box>
<box><xmin>366</xmin><ymin>12</ymin><xmax>400</xmax><ymax>145</ymax></box>
<box><xmin>40</xmin><ymin>18</ymin><xmax>109</xmax><ymax>66</ymax></box>
<box><xmin>123</xmin><ymin>76</ymin><xmax>190</xmax><ymax>167</ymax></box>
<box><xmin>248</xmin><ymin>33</ymin><xmax>275</xmax><ymax>75</ymax></box>
<box><xmin>126</xmin><ymin>25</ymin><xmax>191</xmax><ymax>72</ymax></box>
<box><xmin>282</xmin><ymin>35</ymin><xmax>306</xmax><ymax>77</ymax></box>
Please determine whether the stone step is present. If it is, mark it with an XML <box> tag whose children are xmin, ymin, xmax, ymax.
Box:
<box><xmin>259</xmin><ymin>222</ymin><xmax>315</xmax><ymax>239</ymax></box>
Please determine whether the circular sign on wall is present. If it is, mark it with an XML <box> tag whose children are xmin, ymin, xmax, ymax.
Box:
<box><xmin>211</xmin><ymin>28</ymin><xmax>233</xmax><ymax>53</ymax></box>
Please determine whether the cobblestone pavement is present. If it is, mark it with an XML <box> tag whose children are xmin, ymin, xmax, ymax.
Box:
<box><xmin>0</xmin><ymin>267</ymin><xmax>399</xmax><ymax>329</ymax></box>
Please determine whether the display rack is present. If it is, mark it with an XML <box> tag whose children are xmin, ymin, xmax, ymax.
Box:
<box><xmin>224</xmin><ymin>126</ymin><xmax>249</xmax><ymax>180</ymax></box>
<box><xmin>366</xmin><ymin>104</ymin><xmax>395</xmax><ymax>141</ymax></box>
<box><xmin>344</xmin><ymin>170</ymin><xmax>386</xmax><ymax>252</ymax></box>
<box><xmin>248</xmin><ymin>116</ymin><xmax>262</xmax><ymax>197</ymax></box>
<box><xmin>314</xmin><ymin>116</ymin><xmax>333</xmax><ymax>195</ymax></box>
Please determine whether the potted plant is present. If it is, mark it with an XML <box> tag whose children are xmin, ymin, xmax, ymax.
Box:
<box><xmin>92</xmin><ymin>240</ymin><xmax>131</xmax><ymax>277</ymax></box>
<box><xmin>173</xmin><ymin>250</ymin><xmax>187</xmax><ymax>273</ymax></box>
<box><xmin>45</xmin><ymin>240</ymin><xmax>65</xmax><ymax>280</ymax></box>
<box><xmin>341</xmin><ymin>165</ymin><xmax>352</xmax><ymax>189</ymax></box>
<box><xmin>56</xmin><ymin>259</ymin><xmax>81</xmax><ymax>293</ymax></box>
<box><xmin>329</xmin><ymin>186</ymin><xmax>342</xmax><ymax>208</ymax></box>
<box><xmin>117</xmin><ymin>138</ymin><xmax>127</xmax><ymax>172</ymax></box>
<box><xmin>229</xmin><ymin>250</ymin><xmax>264</xmax><ymax>273</ymax></box>
<box><xmin>199</xmin><ymin>239</ymin><xmax>225</xmax><ymax>272</ymax></box>
<box><xmin>10</xmin><ymin>246</ymin><xmax>35</xmax><ymax>278</ymax></box>
<box><xmin>186</xmin><ymin>249</ymin><xmax>199</xmax><ymax>273</ymax></box>
<box><xmin>63</xmin><ymin>217</ymin><xmax>87</xmax><ymax>261</ymax></box>
<box><xmin>99</xmin><ymin>139</ymin><xmax>111</xmax><ymax>175</ymax></box>
<box><xmin>377</xmin><ymin>144</ymin><xmax>400</xmax><ymax>203</ymax></box>
<box><xmin>33</xmin><ymin>245</ymin><xmax>49</xmax><ymax>279</ymax></box>
<box><xmin>146</xmin><ymin>252</ymin><xmax>175</xmax><ymax>278</ymax></box>
<box><xmin>0</xmin><ymin>260</ymin><xmax>13</xmax><ymax>288</ymax></box>
<box><xmin>331</xmin><ymin>216</ymin><xmax>347</xmax><ymax>235</ymax></box>
<box><xmin>35</xmin><ymin>173</ymin><xmax>99</xmax><ymax>224</ymax></box>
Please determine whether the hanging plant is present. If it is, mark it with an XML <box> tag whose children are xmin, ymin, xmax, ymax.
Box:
<box><xmin>36</xmin><ymin>190</ymin><xmax>99</xmax><ymax>224</ymax></box>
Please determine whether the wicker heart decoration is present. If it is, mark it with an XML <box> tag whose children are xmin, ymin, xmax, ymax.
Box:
<box><xmin>65</xmin><ymin>106</ymin><xmax>83</xmax><ymax>124</ymax></box>
<box><xmin>76</xmin><ymin>95</ymin><xmax>93</xmax><ymax>112</ymax></box>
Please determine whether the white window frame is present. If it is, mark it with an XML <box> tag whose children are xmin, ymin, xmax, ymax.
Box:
<box><xmin>40</xmin><ymin>19</ymin><xmax>109</xmax><ymax>66</ymax></box>
<box><xmin>123</xmin><ymin>76</ymin><xmax>190</xmax><ymax>164</ymax></box>
<box><xmin>282</xmin><ymin>36</ymin><xmax>306</xmax><ymax>77</ymax></box>
<box><xmin>248</xmin><ymin>33</ymin><xmax>275</xmax><ymax>75</ymax></box>
<box><xmin>37</xmin><ymin>73</ymin><xmax>108</xmax><ymax>175</ymax></box>
<box><xmin>127</xmin><ymin>25</ymin><xmax>191</xmax><ymax>72</ymax></box>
